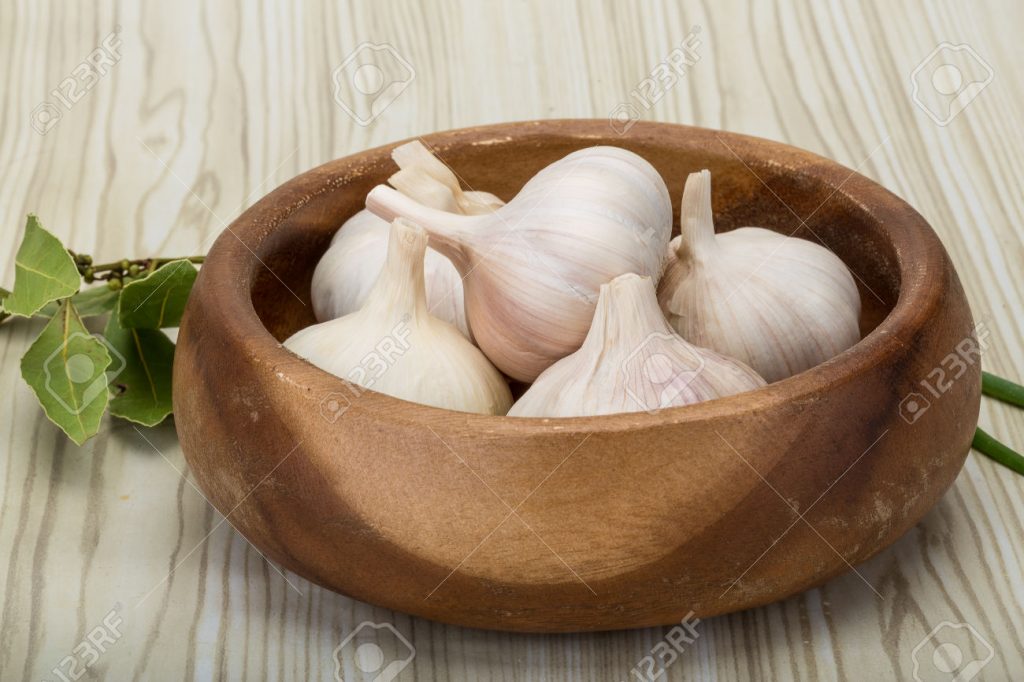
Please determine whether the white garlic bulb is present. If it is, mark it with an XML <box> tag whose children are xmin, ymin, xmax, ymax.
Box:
<box><xmin>366</xmin><ymin>146</ymin><xmax>672</xmax><ymax>382</ymax></box>
<box><xmin>508</xmin><ymin>273</ymin><xmax>766</xmax><ymax>417</ymax></box>
<box><xmin>311</xmin><ymin>140</ymin><xmax>503</xmax><ymax>337</ymax></box>
<box><xmin>657</xmin><ymin>169</ymin><xmax>862</xmax><ymax>383</ymax></box>
<box><xmin>286</xmin><ymin>219</ymin><xmax>513</xmax><ymax>415</ymax></box>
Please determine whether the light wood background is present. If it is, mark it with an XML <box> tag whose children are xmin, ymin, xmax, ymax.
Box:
<box><xmin>2</xmin><ymin>1</ymin><xmax>1023</xmax><ymax>680</ymax></box>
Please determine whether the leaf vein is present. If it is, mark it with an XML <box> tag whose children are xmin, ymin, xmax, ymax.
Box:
<box><xmin>131</xmin><ymin>329</ymin><xmax>160</xmax><ymax>402</ymax></box>
<box><xmin>15</xmin><ymin>260</ymin><xmax>76</xmax><ymax>287</ymax></box>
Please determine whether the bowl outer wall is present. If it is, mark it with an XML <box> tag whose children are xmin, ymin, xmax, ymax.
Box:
<box><xmin>172</xmin><ymin>120</ymin><xmax>980</xmax><ymax>632</ymax></box>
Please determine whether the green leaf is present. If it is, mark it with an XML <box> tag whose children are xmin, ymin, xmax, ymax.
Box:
<box><xmin>20</xmin><ymin>301</ymin><xmax>112</xmax><ymax>445</ymax></box>
<box><xmin>5</xmin><ymin>215</ymin><xmax>81</xmax><ymax>317</ymax></box>
<box><xmin>39</xmin><ymin>286</ymin><xmax>120</xmax><ymax>318</ymax></box>
<box><xmin>103</xmin><ymin>312</ymin><xmax>175</xmax><ymax>426</ymax></box>
<box><xmin>118</xmin><ymin>259</ymin><xmax>197</xmax><ymax>328</ymax></box>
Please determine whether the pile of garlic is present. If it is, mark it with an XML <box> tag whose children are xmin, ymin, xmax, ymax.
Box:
<box><xmin>288</xmin><ymin>142</ymin><xmax>861</xmax><ymax>418</ymax></box>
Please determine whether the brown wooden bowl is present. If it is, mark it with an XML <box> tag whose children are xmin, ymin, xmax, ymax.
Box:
<box><xmin>173</xmin><ymin>120</ymin><xmax>980</xmax><ymax>632</ymax></box>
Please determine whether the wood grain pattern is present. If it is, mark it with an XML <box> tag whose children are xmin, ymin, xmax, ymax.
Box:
<box><xmin>1</xmin><ymin>0</ymin><xmax>1022</xmax><ymax>679</ymax></box>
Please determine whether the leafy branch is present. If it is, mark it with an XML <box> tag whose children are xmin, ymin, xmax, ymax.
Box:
<box><xmin>1</xmin><ymin>215</ymin><xmax>201</xmax><ymax>444</ymax></box>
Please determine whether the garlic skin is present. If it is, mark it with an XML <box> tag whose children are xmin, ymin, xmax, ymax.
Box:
<box><xmin>310</xmin><ymin>140</ymin><xmax>503</xmax><ymax>337</ymax></box>
<box><xmin>366</xmin><ymin>146</ymin><xmax>672</xmax><ymax>382</ymax></box>
<box><xmin>389</xmin><ymin>139</ymin><xmax>505</xmax><ymax>215</ymax></box>
<box><xmin>286</xmin><ymin>219</ymin><xmax>513</xmax><ymax>415</ymax></box>
<box><xmin>508</xmin><ymin>273</ymin><xmax>766</xmax><ymax>417</ymax></box>
<box><xmin>657</xmin><ymin>169</ymin><xmax>862</xmax><ymax>383</ymax></box>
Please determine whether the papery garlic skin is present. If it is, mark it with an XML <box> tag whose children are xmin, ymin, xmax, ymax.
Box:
<box><xmin>508</xmin><ymin>273</ymin><xmax>766</xmax><ymax>417</ymax></box>
<box><xmin>366</xmin><ymin>145</ymin><xmax>672</xmax><ymax>382</ymax></box>
<box><xmin>389</xmin><ymin>140</ymin><xmax>505</xmax><ymax>215</ymax></box>
<box><xmin>286</xmin><ymin>219</ymin><xmax>512</xmax><ymax>415</ymax></box>
<box><xmin>310</xmin><ymin>140</ymin><xmax>503</xmax><ymax>337</ymax></box>
<box><xmin>657</xmin><ymin>169</ymin><xmax>862</xmax><ymax>383</ymax></box>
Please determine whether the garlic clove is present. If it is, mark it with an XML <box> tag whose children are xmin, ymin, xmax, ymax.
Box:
<box><xmin>366</xmin><ymin>145</ymin><xmax>673</xmax><ymax>382</ymax></box>
<box><xmin>310</xmin><ymin>141</ymin><xmax>504</xmax><ymax>336</ymax></box>
<box><xmin>508</xmin><ymin>273</ymin><xmax>766</xmax><ymax>417</ymax></box>
<box><xmin>287</xmin><ymin>219</ymin><xmax>513</xmax><ymax>415</ymax></box>
<box><xmin>657</xmin><ymin>169</ymin><xmax>862</xmax><ymax>383</ymax></box>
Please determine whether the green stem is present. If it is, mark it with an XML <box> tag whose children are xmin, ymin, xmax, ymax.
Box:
<box><xmin>87</xmin><ymin>260</ymin><xmax>127</xmax><ymax>273</ymax></box>
<box><xmin>151</xmin><ymin>254</ymin><xmax>205</xmax><ymax>268</ymax></box>
<box><xmin>973</xmin><ymin>427</ymin><xmax>1024</xmax><ymax>476</ymax></box>
<box><xmin>71</xmin><ymin>254</ymin><xmax>205</xmax><ymax>285</ymax></box>
<box><xmin>982</xmin><ymin>371</ymin><xmax>1024</xmax><ymax>409</ymax></box>
<box><xmin>87</xmin><ymin>255</ymin><xmax>205</xmax><ymax>274</ymax></box>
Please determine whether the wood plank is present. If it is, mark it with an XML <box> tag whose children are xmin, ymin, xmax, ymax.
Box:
<box><xmin>1</xmin><ymin>0</ymin><xmax>1021</xmax><ymax>679</ymax></box>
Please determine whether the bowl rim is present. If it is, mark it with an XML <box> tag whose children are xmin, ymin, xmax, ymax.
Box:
<box><xmin>205</xmin><ymin>119</ymin><xmax>945</xmax><ymax>436</ymax></box>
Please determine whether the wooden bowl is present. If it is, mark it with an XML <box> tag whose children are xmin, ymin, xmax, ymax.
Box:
<box><xmin>173</xmin><ymin>120</ymin><xmax>980</xmax><ymax>632</ymax></box>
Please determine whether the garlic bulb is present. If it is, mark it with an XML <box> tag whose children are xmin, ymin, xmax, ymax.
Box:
<box><xmin>311</xmin><ymin>140</ymin><xmax>503</xmax><ymax>337</ymax></box>
<box><xmin>366</xmin><ymin>146</ymin><xmax>672</xmax><ymax>382</ymax></box>
<box><xmin>286</xmin><ymin>219</ymin><xmax>513</xmax><ymax>415</ymax></box>
<box><xmin>657</xmin><ymin>169</ymin><xmax>861</xmax><ymax>383</ymax></box>
<box><xmin>508</xmin><ymin>273</ymin><xmax>766</xmax><ymax>417</ymax></box>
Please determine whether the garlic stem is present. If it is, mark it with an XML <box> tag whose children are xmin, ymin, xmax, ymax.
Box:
<box><xmin>388</xmin><ymin>140</ymin><xmax>504</xmax><ymax>216</ymax></box>
<box><xmin>676</xmin><ymin>169</ymin><xmax>718</xmax><ymax>260</ymax></box>
<box><xmin>367</xmin><ymin>185</ymin><xmax>474</xmax><ymax>270</ymax></box>
<box><xmin>361</xmin><ymin>218</ymin><xmax>430</xmax><ymax>320</ymax></box>
<box><xmin>389</xmin><ymin>168</ymin><xmax>460</xmax><ymax>213</ymax></box>
<box><xmin>389</xmin><ymin>141</ymin><xmax>460</xmax><ymax>213</ymax></box>
<box><xmin>580</xmin><ymin>273</ymin><xmax>671</xmax><ymax>355</ymax></box>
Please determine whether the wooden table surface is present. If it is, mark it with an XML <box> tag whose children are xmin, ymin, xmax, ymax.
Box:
<box><xmin>2</xmin><ymin>1</ymin><xmax>1023</xmax><ymax>680</ymax></box>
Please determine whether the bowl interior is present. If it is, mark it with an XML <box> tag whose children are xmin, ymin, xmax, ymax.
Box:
<box><xmin>249</xmin><ymin>126</ymin><xmax>899</xmax><ymax>369</ymax></box>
